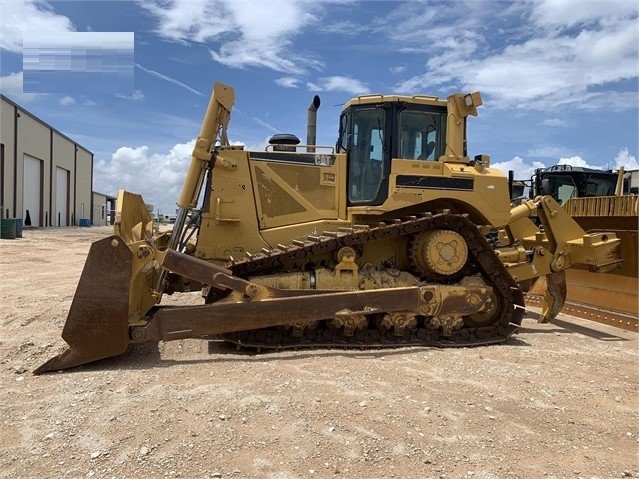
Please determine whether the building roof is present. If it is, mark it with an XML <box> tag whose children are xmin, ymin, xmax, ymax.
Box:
<box><xmin>0</xmin><ymin>93</ymin><xmax>94</xmax><ymax>156</ymax></box>
<box><xmin>92</xmin><ymin>191</ymin><xmax>117</xmax><ymax>200</ymax></box>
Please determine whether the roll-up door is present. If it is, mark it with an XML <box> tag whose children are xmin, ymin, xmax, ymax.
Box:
<box><xmin>56</xmin><ymin>167</ymin><xmax>69</xmax><ymax>226</ymax></box>
<box><xmin>23</xmin><ymin>154</ymin><xmax>42</xmax><ymax>227</ymax></box>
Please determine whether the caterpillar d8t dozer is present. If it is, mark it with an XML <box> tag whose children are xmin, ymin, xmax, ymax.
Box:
<box><xmin>35</xmin><ymin>82</ymin><xmax>622</xmax><ymax>373</ymax></box>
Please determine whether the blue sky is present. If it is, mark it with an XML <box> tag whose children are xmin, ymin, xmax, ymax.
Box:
<box><xmin>1</xmin><ymin>0</ymin><xmax>638</xmax><ymax>214</ymax></box>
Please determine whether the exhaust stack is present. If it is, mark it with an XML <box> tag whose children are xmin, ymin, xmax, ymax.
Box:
<box><xmin>306</xmin><ymin>95</ymin><xmax>321</xmax><ymax>152</ymax></box>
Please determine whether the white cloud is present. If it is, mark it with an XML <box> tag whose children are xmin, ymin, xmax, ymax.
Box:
<box><xmin>533</xmin><ymin>0</ymin><xmax>639</xmax><ymax>29</ymax></box>
<box><xmin>59</xmin><ymin>95</ymin><xmax>75</xmax><ymax>106</ymax></box>
<box><xmin>115</xmin><ymin>90</ymin><xmax>145</xmax><ymax>101</ymax></box>
<box><xmin>491</xmin><ymin>156</ymin><xmax>546</xmax><ymax>181</ymax></box>
<box><xmin>378</xmin><ymin>2</ymin><xmax>487</xmax><ymax>56</ymax></box>
<box><xmin>614</xmin><ymin>147</ymin><xmax>639</xmax><ymax>170</ymax></box>
<box><xmin>275</xmin><ymin>77</ymin><xmax>300</xmax><ymax>88</ymax></box>
<box><xmin>526</xmin><ymin>146</ymin><xmax>575</xmax><ymax>158</ymax></box>
<box><xmin>307</xmin><ymin>76</ymin><xmax>369</xmax><ymax>95</ymax></box>
<box><xmin>558</xmin><ymin>156</ymin><xmax>601</xmax><ymax>169</ymax></box>
<box><xmin>320</xmin><ymin>20</ymin><xmax>367</xmax><ymax>36</ymax></box>
<box><xmin>444</xmin><ymin>24</ymin><xmax>636</xmax><ymax>109</ymax></box>
<box><xmin>94</xmin><ymin>140</ymin><xmax>197</xmax><ymax>211</ymax></box>
<box><xmin>142</xmin><ymin>0</ymin><xmax>323</xmax><ymax>74</ymax></box>
<box><xmin>135</xmin><ymin>63</ymin><xmax>205</xmax><ymax>96</ymax></box>
<box><xmin>0</xmin><ymin>0</ymin><xmax>74</xmax><ymax>53</ymax></box>
<box><xmin>386</xmin><ymin>1</ymin><xmax>638</xmax><ymax>111</ymax></box>
<box><xmin>0</xmin><ymin>72</ymin><xmax>40</xmax><ymax>102</ymax></box>
<box><xmin>493</xmin><ymin>150</ymin><xmax>638</xmax><ymax>179</ymax></box>
<box><xmin>542</xmin><ymin>118</ymin><xmax>567</xmax><ymax>127</ymax></box>
<box><xmin>83</xmin><ymin>99</ymin><xmax>96</xmax><ymax>106</ymax></box>
<box><xmin>489</xmin><ymin>150</ymin><xmax>638</xmax><ymax>200</ymax></box>
<box><xmin>389</xmin><ymin>66</ymin><xmax>406</xmax><ymax>74</ymax></box>
<box><xmin>492</xmin><ymin>149</ymin><xmax>639</xmax><ymax>181</ymax></box>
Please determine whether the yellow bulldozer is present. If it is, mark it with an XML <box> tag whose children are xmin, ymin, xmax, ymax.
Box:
<box><xmin>35</xmin><ymin>83</ymin><xmax>622</xmax><ymax>373</ymax></box>
<box><xmin>522</xmin><ymin>164</ymin><xmax>638</xmax><ymax>331</ymax></box>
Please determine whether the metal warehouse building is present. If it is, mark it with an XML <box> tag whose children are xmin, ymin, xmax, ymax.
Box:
<box><xmin>1</xmin><ymin>94</ymin><xmax>94</xmax><ymax>228</ymax></box>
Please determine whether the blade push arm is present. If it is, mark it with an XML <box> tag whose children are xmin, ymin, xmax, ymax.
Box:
<box><xmin>134</xmin><ymin>249</ymin><xmax>493</xmax><ymax>343</ymax></box>
<box><xmin>500</xmin><ymin>195</ymin><xmax>622</xmax><ymax>322</ymax></box>
<box><xmin>503</xmin><ymin>195</ymin><xmax>621</xmax><ymax>282</ymax></box>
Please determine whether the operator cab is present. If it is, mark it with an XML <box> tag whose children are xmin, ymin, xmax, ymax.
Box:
<box><xmin>337</xmin><ymin>95</ymin><xmax>449</xmax><ymax>206</ymax></box>
<box><xmin>533</xmin><ymin>165</ymin><xmax>617</xmax><ymax>205</ymax></box>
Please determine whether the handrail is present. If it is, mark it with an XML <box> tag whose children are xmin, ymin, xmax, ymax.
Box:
<box><xmin>264</xmin><ymin>144</ymin><xmax>335</xmax><ymax>154</ymax></box>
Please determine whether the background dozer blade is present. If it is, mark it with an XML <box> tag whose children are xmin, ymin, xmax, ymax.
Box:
<box><xmin>34</xmin><ymin>236</ymin><xmax>133</xmax><ymax>374</ymax></box>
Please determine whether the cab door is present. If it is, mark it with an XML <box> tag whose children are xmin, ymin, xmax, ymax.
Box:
<box><xmin>347</xmin><ymin>107</ymin><xmax>387</xmax><ymax>205</ymax></box>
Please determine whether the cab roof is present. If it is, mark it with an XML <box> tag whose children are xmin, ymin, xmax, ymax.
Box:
<box><xmin>342</xmin><ymin>93</ymin><xmax>448</xmax><ymax>111</ymax></box>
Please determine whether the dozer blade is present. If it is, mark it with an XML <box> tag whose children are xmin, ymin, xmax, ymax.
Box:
<box><xmin>527</xmin><ymin>269</ymin><xmax>639</xmax><ymax>332</ymax></box>
<box><xmin>34</xmin><ymin>236</ymin><xmax>133</xmax><ymax>374</ymax></box>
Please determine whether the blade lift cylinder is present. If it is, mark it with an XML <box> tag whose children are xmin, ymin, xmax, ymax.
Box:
<box><xmin>154</xmin><ymin>82</ymin><xmax>235</xmax><ymax>295</ymax></box>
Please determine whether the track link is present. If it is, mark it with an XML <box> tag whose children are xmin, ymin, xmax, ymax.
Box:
<box><xmin>215</xmin><ymin>212</ymin><xmax>524</xmax><ymax>349</ymax></box>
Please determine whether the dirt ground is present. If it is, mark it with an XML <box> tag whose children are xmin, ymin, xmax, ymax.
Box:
<box><xmin>0</xmin><ymin>227</ymin><xmax>637</xmax><ymax>479</ymax></box>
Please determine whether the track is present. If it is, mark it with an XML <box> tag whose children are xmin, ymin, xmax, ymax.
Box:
<box><xmin>214</xmin><ymin>212</ymin><xmax>525</xmax><ymax>349</ymax></box>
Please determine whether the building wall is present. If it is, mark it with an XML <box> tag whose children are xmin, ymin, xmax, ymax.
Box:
<box><xmin>0</xmin><ymin>95</ymin><xmax>93</xmax><ymax>227</ymax></box>
<box><xmin>1</xmin><ymin>97</ymin><xmax>16</xmax><ymax>219</ymax></box>
<box><xmin>92</xmin><ymin>192</ymin><xmax>107</xmax><ymax>226</ymax></box>
<box><xmin>76</xmin><ymin>147</ymin><xmax>93</xmax><ymax>222</ymax></box>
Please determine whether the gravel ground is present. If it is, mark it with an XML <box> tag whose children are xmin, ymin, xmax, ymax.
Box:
<box><xmin>0</xmin><ymin>227</ymin><xmax>637</xmax><ymax>479</ymax></box>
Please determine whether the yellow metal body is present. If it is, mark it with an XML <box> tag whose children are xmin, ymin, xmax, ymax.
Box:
<box><xmin>34</xmin><ymin>81</ymin><xmax>629</xmax><ymax>374</ymax></box>
<box><xmin>179</xmin><ymin>82</ymin><xmax>234</xmax><ymax>209</ymax></box>
<box><xmin>503</xmin><ymin>196</ymin><xmax>621</xmax><ymax>281</ymax></box>
<box><xmin>527</xmin><ymin>194</ymin><xmax>638</xmax><ymax>330</ymax></box>
<box><xmin>563</xmin><ymin>195</ymin><xmax>638</xmax><ymax>277</ymax></box>
<box><xmin>164</xmin><ymin>83</ymin><xmax>620</xmax><ymax>323</ymax></box>
<box><xmin>193</xmin><ymin>91</ymin><xmax>511</xmax><ymax>263</ymax></box>
<box><xmin>35</xmin><ymin>80</ymin><xmax>632</xmax><ymax>377</ymax></box>
<box><xmin>192</xmin><ymin>147</ymin><xmax>515</xmax><ymax>262</ymax></box>
<box><xmin>114</xmin><ymin>190</ymin><xmax>162</xmax><ymax>326</ymax></box>
<box><xmin>104</xmin><ymin>83</ymin><xmax>620</xmax><ymax>328</ymax></box>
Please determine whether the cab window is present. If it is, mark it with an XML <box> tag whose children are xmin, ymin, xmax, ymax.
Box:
<box><xmin>337</xmin><ymin>113</ymin><xmax>348</xmax><ymax>153</ymax></box>
<box><xmin>348</xmin><ymin>108</ymin><xmax>385</xmax><ymax>203</ymax></box>
<box><xmin>548</xmin><ymin>174</ymin><xmax>578</xmax><ymax>205</ymax></box>
<box><xmin>399</xmin><ymin>111</ymin><xmax>440</xmax><ymax>160</ymax></box>
<box><xmin>585</xmin><ymin>177</ymin><xmax>615</xmax><ymax>196</ymax></box>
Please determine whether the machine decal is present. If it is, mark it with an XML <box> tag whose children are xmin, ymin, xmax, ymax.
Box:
<box><xmin>250</xmin><ymin>152</ymin><xmax>336</xmax><ymax>166</ymax></box>
<box><xmin>396</xmin><ymin>175</ymin><xmax>474</xmax><ymax>191</ymax></box>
